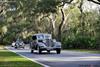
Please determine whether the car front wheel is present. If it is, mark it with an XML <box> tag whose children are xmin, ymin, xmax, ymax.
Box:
<box><xmin>56</xmin><ymin>49</ymin><xmax>61</xmax><ymax>54</ymax></box>
<box><xmin>38</xmin><ymin>47</ymin><xmax>42</xmax><ymax>54</ymax></box>
<box><xmin>31</xmin><ymin>49</ymin><xmax>34</xmax><ymax>53</ymax></box>
<box><xmin>39</xmin><ymin>49</ymin><xmax>42</xmax><ymax>54</ymax></box>
<box><xmin>47</xmin><ymin>50</ymin><xmax>50</xmax><ymax>53</ymax></box>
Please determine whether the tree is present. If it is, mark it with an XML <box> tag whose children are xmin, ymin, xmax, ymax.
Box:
<box><xmin>35</xmin><ymin>0</ymin><xmax>74</xmax><ymax>41</ymax></box>
<box><xmin>0</xmin><ymin>0</ymin><xmax>39</xmax><ymax>44</ymax></box>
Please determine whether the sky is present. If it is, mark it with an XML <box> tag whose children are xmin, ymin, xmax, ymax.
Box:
<box><xmin>64</xmin><ymin>0</ymin><xmax>100</xmax><ymax>13</ymax></box>
<box><xmin>83</xmin><ymin>0</ymin><xmax>100</xmax><ymax>12</ymax></box>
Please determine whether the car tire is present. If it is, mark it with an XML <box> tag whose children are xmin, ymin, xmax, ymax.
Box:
<box><xmin>31</xmin><ymin>49</ymin><xmax>34</xmax><ymax>53</ymax></box>
<box><xmin>56</xmin><ymin>49</ymin><xmax>61</xmax><ymax>54</ymax></box>
<box><xmin>15</xmin><ymin>46</ymin><xmax>17</xmax><ymax>49</ymax></box>
<box><xmin>38</xmin><ymin>47</ymin><xmax>42</xmax><ymax>54</ymax></box>
<box><xmin>47</xmin><ymin>50</ymin><xmax>50</xmax><ymax>53</ymax></box>
<box><xmin>39</xmin><ymin>49</ymin><xmax>42</xmax><ymax>54</ymax></box>
<box><xmin>22</xmin><ymin>46</ymin><xmax>25</xmax><ymax>49</ymax></box>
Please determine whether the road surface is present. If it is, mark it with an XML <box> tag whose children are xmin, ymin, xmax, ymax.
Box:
<box><xmin>6</xmin><ymin>46</ymin><xmax>100</xmax><ymax>67</ymax></box>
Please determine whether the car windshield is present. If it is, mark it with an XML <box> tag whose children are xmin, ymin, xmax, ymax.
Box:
<box><xmin>33</xmin><ymin>34</ymin><xmax>51</xmax><ymax>40</ymax></box>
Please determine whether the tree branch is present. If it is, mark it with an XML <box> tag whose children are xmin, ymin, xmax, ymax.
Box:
<box><xmin>88</xmin><ymin>0</ymin><xmax>100</xmax><ymax>5</ymax></box>
<box><xmin>60</xmin><ymin>0</ymin><xmax>74</xmax><ymax>7</ymax></box>
<box><xmin>64</xmin><ymin>0</ymin><xmax>74</xmax><ymax>4</ymax></box>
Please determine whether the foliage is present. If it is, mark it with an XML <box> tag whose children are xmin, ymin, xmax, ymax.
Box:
<box><xmin>62</xmin><ymin>10</ymin><xmax>100</xmax><ymax>49</ymax></box>
<box><xmin>62</xmin><ymin>35</ymin><xmax>96</xmax><ymax>49</ymax></box>
<box><xmin>0</xmin><ymin>0</ymin><xmax>100</xmax><ymax>50</ymax></box>
<box><xmin>35</xmin><ymin>0</ymin><xmax>59</xmax><ymax>13</ymax></box>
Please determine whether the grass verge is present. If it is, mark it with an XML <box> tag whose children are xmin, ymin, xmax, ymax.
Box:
<box><xmin>0</xmin><ymin>46</ymin><xmax>42</xmax><ymax>67</ymax></box>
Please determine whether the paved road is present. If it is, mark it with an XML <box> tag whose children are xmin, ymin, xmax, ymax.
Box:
<box><xmin>6</xmin><ymin>46</ymin><xmax>100</xmax><ymax>67</ymax></box>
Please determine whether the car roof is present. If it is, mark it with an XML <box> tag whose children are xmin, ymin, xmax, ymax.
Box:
<box><xmin>33</xmin><ymin>33</ymin><xmax>51</xmax><ymax>36</ymax></box>
<box><xmin>33</xmin><ymin>33</ymin><xmax>52</xmax><ymax>40</ymax></box>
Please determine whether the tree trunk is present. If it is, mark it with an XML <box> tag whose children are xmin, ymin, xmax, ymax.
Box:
<box><xmin>79</xmin><ymin>0</ymin><xmax>85</xmax><ymax>35</ymax></box>
<box><xmin>88</xmin><ymin>0</ymin><xmax>100</xmax><ymax>5</ymax></box>
<box><xmin>58</xmin><ymin>8</ymin><xmax>65</xmax><ymax>42</ymax></box>
<box><xmin>48</xmin><ymin>14</ymin><xmax>56</xmax><ymax>38</ymax></box>
<box><xmin>51</xmin><ymin>14</ymin><xmax>56</xmax><ymax>38</ymax></box>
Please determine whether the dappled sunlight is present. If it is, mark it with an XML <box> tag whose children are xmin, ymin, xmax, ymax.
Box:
<box><xmin>22</xmin><ymin>31</ymin><xmax>28</xmax><ymax>39</ymax></box>
<box><xmin>34</xmin><ymin>56</ymin><xmax>100</xmax><ymax>62</ymax></box>
<box><xmin>0</xmin><ymin>50</ymin><xmax>42</xmax><ymax>67</ymax></box>
<box><xmin>0</xmin><ymin>0</ymin><xmax>100</xmax><ymax>52</ymax></box>
<box><xmin>1</xmin><ymin>26</ymin><xmax>8</xmax><ymax>34</ymax></box>
<box><xmin>0</xmin><ymin>0</ymin><xmax>100</xmax><ymax>66</ymax></box>
<box><xmin>80</xmin><ymin>56</ymin><xmax>100</xmax><ymax>61</ymax></box>
<box><xmin>0</xmin><ymin>57</ymin><xmax>30</xmax><ymax>62</ymax></box>
<box><xmin>0</xmin><ymin>61</ymin><xmax>40</xmax><ymax>67</ymax></box>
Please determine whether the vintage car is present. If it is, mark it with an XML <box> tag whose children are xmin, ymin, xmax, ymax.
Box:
<box><xmin>30</xmin><ymin>33</ymin><xmax>61</xmax><ymax>54</ymax></box>
<box><xmin>14</xmin><ymin>39</ymin><xmax>25</xmax><ymax>49</ymax></box>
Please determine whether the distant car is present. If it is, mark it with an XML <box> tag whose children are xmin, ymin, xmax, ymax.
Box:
<box><xmin>11</xmin><ymin>41</ymin><xmax>16</xmax><ymax>47</ymax></box>
<box><xmin>14</xmin><ymin>39</ymin><xmax>25</xmax><ymax>49</ymax></box>
<box><xmin>30</xmin><ymin>33</ymin><xmax>61</xmax><ymax>54</ymax></box>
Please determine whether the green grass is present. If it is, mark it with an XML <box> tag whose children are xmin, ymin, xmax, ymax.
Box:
<box><xmin>0</xmin><ymin>49</ymin><xmax>43</xmax><ymax>67</ymax></box>
<box><xmin>66</xmin><ymin>49</ymin><xmax>100</xmax><ymax>54</ymax></box>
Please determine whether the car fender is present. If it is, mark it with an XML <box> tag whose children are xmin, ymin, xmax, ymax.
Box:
<box><xmin>37</xmin><ymin>42</ymin><xmax>46</xmax><ymax>47</ymax></box>
<box><xmin>54</xmin><ymin>42</ymin><xmax>61</xmax><ymax>48</ymax></box>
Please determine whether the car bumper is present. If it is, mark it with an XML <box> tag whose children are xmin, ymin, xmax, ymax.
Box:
<box><xmin>40</xmin><ymin>47</ymin><xmax>61</xmax><ymax>51</ymax></box>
